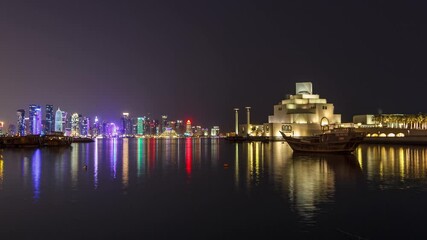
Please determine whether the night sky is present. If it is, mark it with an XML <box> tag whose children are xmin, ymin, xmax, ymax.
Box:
<box><xmin>1</xmin><ymin>0</ymin><xmax>426</xmax><ymax>131</ymax></box>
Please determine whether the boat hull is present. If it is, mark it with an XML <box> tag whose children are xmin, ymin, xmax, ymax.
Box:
<box><xmin>280</xmin><ymin>129</ymin><xmax>364</xmax><ymax>153</ymax></box>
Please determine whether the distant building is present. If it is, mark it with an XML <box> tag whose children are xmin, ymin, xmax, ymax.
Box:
<box><xmin>137</xmin><ymin>117</ymin><xmax>145</xmax><ymax>135</ymax></box>
<box><xmin>16</xmin><ymin>109</ymin><xmax>25</xmax><ymax>136</ymax></box>
<box><xmin>45</xmin><ymin>104</ymin><xmax>54</xmax><ymax>133</ymax></box>
<box><xmin>81</xmin><ymin>117</ymin><xmax>90</xmax><ymax>136</ymax></box>
<box><xmin>29</xmin><ymin>104</ymin><xmax>42</xmax><ymax>135</ymax></box>
<box><xmin>211</xmin><ymin>126</ymin><xmax>220</xmax><ymax>137</ymax></box>
<box><xmin>262</xmin><ymin>82</ymin><xmax>342</xmax><ymax>138</ymax></box>
<box><xmin>176</xmin><ymin>120</ymin><xmax>184</xmax><ymax>136</ymax></box>
<box><xmin>185</xmin><ymin>120</ymin><xmax>192</xmax><ymax>136</ymax></box>
<box><xmin>91</xmin><ymin>116</ymin><xmax>101</xmax><ymax>136</ymax></box>
<box><xmin>55</xmin><ymin>108</ymin><xmax>63</xmax><ymax>132</ymax></box>
<box><xmin>121</xmin><ymin>112</ymin><xmax>132</xmax><ymax>136</ymax></box>
<box><xmin>161</xmin><ymin>115</ymin><xmax>168</xmax><ymax>133</ymax></box>
<box><xmin>7</xmin><ymin>124</ymin><xmax>16</xmax><ymax>136</ymax></box>
<box><xmin>71</xmin><ymin>113</ymin><xmax>80</xmax><ymax>136</ymax></box>
<box><xmin>62</xmin><ymin>111</ymin><xmax>69</xmax><ymax>134</ymax></box>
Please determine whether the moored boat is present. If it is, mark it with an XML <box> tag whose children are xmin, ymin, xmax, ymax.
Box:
<box><xmin>72</xmin><ymin>137</ymin><xmax>95</xmax><ymax>143</ymax></box>
<box><xmin>42</xmin><ymin>132</ymin><xmax>73</xmax><ymax>146</ymax></box>
<box><xmin>279</xmin><ymin>128</ymin><xmax>365</xmax><ymax>153</ymax></box>
<box><xmin>0</xmin><ymin>135</ymin><xmax>42</xmax><ymax>148</ymax></box>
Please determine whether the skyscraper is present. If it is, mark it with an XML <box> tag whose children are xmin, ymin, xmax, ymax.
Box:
<box><xmin>71</xmin><ymin>113</ymin><xmax>80</xmax><ymax>136</ymax></box>
<box><xmin>161</xmin><ymin>115</ymin><xmax>168</xmax><ymax>133</ymax></box>
<box><xmin>29</xmin><ymin>104</ymin><xmax>42</xmax><ymax>135</ymax></box>
<box><xmin>16</xmin><ymin>109</ymin><xmax>25</xmax><ymax>136</ymax></box>
<box><xmin>81</xmin><ymin>117</ymin><xmax>89</xmax><ymax>136</ymax></box>
<box><xmin>45</xmin><ymin>104</ymin><xmax>54</xmax><ymax>134</ymax></box>
<box><xmin>55</xmin><ymin>108</ymin><xmax>63</xmax><ymax>132</ymax></box>
<box><xmin>121</xmin><ymin>112</ymin><xmax>132</xmax><ymax>136</ymax></box>
<box><xmin>137</xmin><ymin>117</ymin><xmax>145</xmax><ymax>135</ymax></box>
<box><xmin>185</xmin><ymin>120</ymin><xmax>192</xmax><ymax>136</ymax></box>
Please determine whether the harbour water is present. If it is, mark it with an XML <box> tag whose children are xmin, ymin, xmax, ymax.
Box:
<box><xmin>1</xmin><ymin>138</ymin><xmax>427</xmax><ymax>239</ymax></box>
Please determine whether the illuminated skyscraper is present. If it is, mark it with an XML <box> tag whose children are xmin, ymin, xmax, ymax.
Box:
<box><xmin>185</xmin><ymin>120</ymin><xmax>192</xmax><ymax>136</ymax></box>
<box><xmin>137</xmin><ymin>117</ymin><xmax>145</xmax><ymax>135</ymax></box>
<box><xmin>211</xmin><ymin>126</ymin><xmax>220</xmax><ymax>137</ymax></box>
<box><xmin>81</xmin><ymin>117</ymin><xmax>90</xmax><ymax>136</ymax></box>
<box><xmin>71</xmin><ymin>113</ymin><xmax>80</xmax><ymax>136</ymax></box>
<box><xmin>161</xmin><ymin>115</ymin><xmax>168</xmax><ymax>133</ymax></box>
<box><xmin>62</xmin><ymin>111</ymin><xmax>68</xmax><ymax>134</ymax></box>
<box><xmin>92</xmin><ymin>116</ymin><xmax>100</xmax><ymax>136</ymax></box>
<box><xmin>16</xmin><ymin>109</ymin><xmax>25</xmax><ymax>136</ymax></box>
<box><xmin>121</xmin><ymin>112</ymin><xmax>132</xmax><ymax>136</ymax></box>
<box><xmin>29</xmin><ymin>104</ymin><xmax>42</xmax><ymax>135</ymax></box>
<box><xmin>45</xmin><ymin>104</ymin><xmax>54</xmax><ymax>134</ymax></box>
<box><xmin>55</xmin><ymin>108</ymin><xmax>63</xmax><ymax>132</ymax></box>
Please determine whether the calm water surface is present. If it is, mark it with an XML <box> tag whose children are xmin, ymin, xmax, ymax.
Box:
<box><xmin>1</xmin><ymin>138</ymin><xmax>427</xmax><ymax>239</ymax></box>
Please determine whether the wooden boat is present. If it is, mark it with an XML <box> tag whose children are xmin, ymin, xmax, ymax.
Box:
<box><xmin>0</xmin><ymin>135</ymin><xmax>42</xmax><ymax>148</ymax></box>
<box><xmin>0</xmin><ymin>132</ymin><xmax>72</xmax><ymax>148</ymax></box>
<box><xmin>72</xmin><ymin>137</ymin><xmax>95</xmax><ymax>143</ymax></box>
<box><xmin>42</xmin><ymin>132</ymin><xmax>73</xmax><ymax>146</ymax></box>
<box><xmin>279</xmin><ymin>128</ymin><xmax>365</xmax><ymax>153</ymax></box>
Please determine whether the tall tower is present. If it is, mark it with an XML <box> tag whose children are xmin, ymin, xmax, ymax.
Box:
<box><xmin>55</xmin><ymin>108</ymin><xmax>63</xmax><ymax>132</ymax></box>
<box><xmin>234</xmin><ymin>108</ymin><xmax>239</xmax><ymax>136</ymax></box>
<box><xmin>29</xmin><ymin>104</ymin><xmax>42</xmax><ymax>135</ymax></box>
<box><xmin>17</xmin><ymin>109</ymin><xmax>26</xmax><ymax>136</ymax></box>
<box><xmin>161</xmin><ymin>115</ymin><xmax>168</xmax><ymax>133</ymax></box>
<box><xmin>121</xmin><ymin>112</ymin><xmax>131</xmax><ymax>136</ymax></box>
<box><xmin>45</xmin><ymin>104</ymin><xmax>54</xmax><ymax>133</ymax></box>
<box><xmin>185</xmin><ymin>120</ymin><xmax>192</xmax><ymax>136</ymax></box>
<box><xmin>245</xmin><ymin>107</ymin><xmax>251</xmax><ymax>136</ymax></box>
<box><xmin>137</xmin><ymin>117</ymin><xmax>144</xmax><ymax>135</ymax></box>
<box><xmin>71</xmin><ymin>113</ymin><xmax>80</xmax><ymax>136</ymax></box>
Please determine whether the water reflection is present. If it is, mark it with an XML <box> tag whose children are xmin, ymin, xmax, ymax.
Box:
<box><xmin>137</xmin><ymin>138</ymin><xmax>145</xmax><ymax>178</ymax></box>
<box><xmin>289</xmin><ymin>153</ymin><xmax>361</xmax><ymax>224</ymax></box>
<box><xmin>122</xmin><ymin>138</ymin><xmax>129</xmax><ymax>188</ymax></box>
<box><xmin>71</xmin><ymin>143</ymin><xmax>81</xmax><ymax>190</ymax></box>
<box><xmin>111</xmin><ymin>138</ymin><xmax>117</xmax><ymax>179</ymax></box>
<box><xmin>2</xmin><ymin>140</ymin><xmax>427</xmax><ymax>208</ymax></box>
<box><xmin>32</xmin><ymin>149</ymin><xmax>41</xmax><ymax>201</ymax></box>
<box><xmin>94</xmin><ymin>139</ymin><xmax>98</xmax><ymax>189</ymax></box>
<box><xmin>185</xmin><ymin>137</ymin><xmax>192</xmax><ymax>177</ymax></box>
<box><xmin>236</xmin><ymin>141</ymin><xmax>363</xmax><ymax>225</ymax></box>
<box><xmin>0</xmin><ymin>150</ymin><xmax>3</xmax><ymax>190</ymax></box>
<box><xmin>359</xmin><ymin>144</ymin><xmax>427</xmax><ymax>189</ymax></box>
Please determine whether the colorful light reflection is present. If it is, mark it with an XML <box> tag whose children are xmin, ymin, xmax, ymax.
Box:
<box><xmin>185</xmin><ymin>137</ymin><xmax>192</xmax><ymax>176</ymax></box>
<box><xmin>32</xmin><ymin>149</ymin><xmax>41</xmax><ymax>201</ymax></box>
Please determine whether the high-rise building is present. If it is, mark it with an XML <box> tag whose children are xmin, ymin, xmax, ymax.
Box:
<box><xmin>137</xmin><ymin>117</ymin><xmax>145</xmax><ymax>135</ymax></box>
<box><xmin>45</xmin><ymin>104</ymin><xmax>54</xmax><ymax>134</ymax></box>
<box><xmin>71</xmin><ymin>113</ymin><xmax>80</xmax><ymax>136</ymax></box>
<box><xmin>55</xmin><ymin>108</ymin><xmax>63</xmax><ymax>132</ymax></box>
<box><xmin>185</xmin><ymin>120</ymin><xmax>192</xmax><ymax>136</ymax></box>
<box><xmin>16</xmin><ymin>109</ymin><xmax>25</xmax><ymax>136</ymax></box>
<box><xmin>81</xmin><ymin>117</ymin><xmax>90</xmax><ymax>136</ymax></box>
<box><xmin>91</xmin><ymin>116</ymin><xmax>100</xmax><ymax>136</ymax></box>
<box><xmin>121</xmin><ymin>112</ymin><xmax>132</xmax><ymax>136</ymax></box>
<box><xmin>176</xmin><ymin>120</ymin><xmax>184</xmax><ymax>136</ymax></box>
<box><xmin>62</xmin><ymin>111</ymin><xmax>68</xmax><ymax>134</ymax></box>
<box><xmin>161</xmin><ymin>115</ymin><xmax>168</xmax><ymax>133</ymax></box>
<box><xmin>211</xmin><ymin>126</ymin><xmax>220</xmax><ymax>137</ymax></box>
<box><xmin>29</xmin><ymin>104</ymin><xmax>42</xmax><ymax>135</ymax></box>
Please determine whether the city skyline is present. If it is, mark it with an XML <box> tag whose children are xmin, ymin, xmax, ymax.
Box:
<box><xmin>1</xmin><ymin>1</ymin><xmax>426</xmax><ymax>131</ymax></box>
